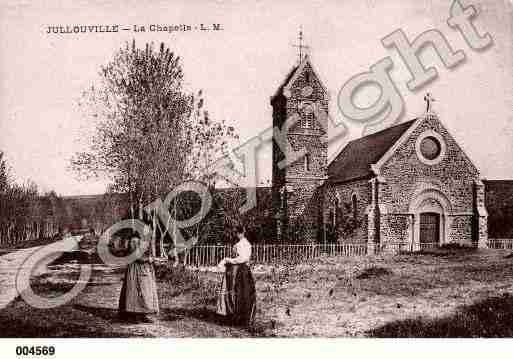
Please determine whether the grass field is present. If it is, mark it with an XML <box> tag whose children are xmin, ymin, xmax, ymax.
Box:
<box><xmin>253</xmin><ymin>249</ymin><xmax>513</xmax><ymax>337</ymax></box>
<box><xmin>1</xmin><ymin>248</ymin><xmax>512</xmax><ymax>337</ymax></box>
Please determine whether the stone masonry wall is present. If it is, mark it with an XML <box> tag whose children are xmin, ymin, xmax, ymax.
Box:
<box><xmin>272</xmin><ymin>60</ymin><xmax>329</xmax><ymax>242</ymax></box>
<box><xmin>379</xmin><ymin>115</ymin><xmax>481</xmax><ymax>245</ymax></box>
<box><xmin>448</xmin><ymin>215</ymin><xmax>473</xmax><ymax>244</ymax></box>
<box><xmin>380</xmin><ymin>214</ymin><xmax>410</xmax><ymax>245</ymax></box>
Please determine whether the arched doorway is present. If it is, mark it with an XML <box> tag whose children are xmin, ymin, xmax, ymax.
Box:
<box><xmin>419</xmin><ymin>212</ymin><xmax>440</xmax><ymax>245</ymax></box>
<box><xmin>409</xmin><ymin>187</ymin><xmax>452</xmax><ymax>250</ymax></box>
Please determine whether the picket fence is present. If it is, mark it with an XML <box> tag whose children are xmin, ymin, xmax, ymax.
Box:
<box><xmin>178</xmin><ymin>240</ymin><xmax>504</xmax><ymax>267</ymax></box>
<box><xmin>181</xmin><ymin>243</ymin><xmax>368</xmax><ymax>267</ymax></box>
<box><xmin>487</xmin><ymin>239</ymin><xmax>513</xmax><ymax>250</ymax></box>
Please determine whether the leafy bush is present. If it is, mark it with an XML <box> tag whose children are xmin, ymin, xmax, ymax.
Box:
<box><xmin>154</xmin><ymin>264</ymin><xmax>219</xmax><ymax>305</ymax></box>
<box><xmin>439</xmin><ymin>242</ymin><xmax>469</xmax><ymax>250</ymax></box>
<box><xmin>26</xmin><ymin>277</ymin><xmax>77</xmax><ymax>298</ymax></box>
<box><xmin>356</xmin><ymin>266</ymin><xmax>393</xmax><ymax>279</ymax></box>
<box><xmin>154</xmin><ymin>264</ymin><xmax>201</xmax><ymax>289</ymax></box>
<box><xmin>417</xmin><ymin>243</ymin><xmax>478</xmax><ymax>257</ymax></box>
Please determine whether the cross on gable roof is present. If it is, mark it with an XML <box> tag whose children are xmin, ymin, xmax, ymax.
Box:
<box><xmin>328</xmin><ymin>112</ymin><xmax>482</xmax><ymax>184</ymax></box>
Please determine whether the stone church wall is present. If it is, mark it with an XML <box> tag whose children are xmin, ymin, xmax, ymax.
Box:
<box><xmin>286</xmin><ymin>135</ymin><xmax>328</xmax><ymax>178</ymax></box>
<box><xmin>379</xmin><ymin>214</ymin><xmax>411</xmax><ymax>247</ymax></box>
<box><xmin>379</xmin><ymin>116</ymin><xmax>481</xmax><ymax>245</ymax></box>
<box><xmin>448</xmin><ymin>215</ymin><xmax>473</xmax><ymax>244</ymax></box>
<box><xmin>380</xmin><ymin>117</ymin><xmax>478</xmax><ymax>212</ymax></box>
<box><xmin>285</xmin><ymin>179</ymin><xmax>324</xmax><ymax>242</ymax></box>
<box><xmin>271</xmin><ymin>60</ymin><xmax>329</xmax><ymax>243</ymax></box>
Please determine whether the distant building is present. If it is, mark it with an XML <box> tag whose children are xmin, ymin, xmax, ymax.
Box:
<box><xmin>482</xmin><ymin>180</ymin><xmax>513</xmax><ymax>239</ymax></box>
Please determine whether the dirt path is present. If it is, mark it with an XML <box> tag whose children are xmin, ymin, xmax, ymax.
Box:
<box><xmin>0</xmin><ymin>245</ymin><xmax>45</xmax><ymax>309</ymax></box>
<box><xmin>0</xmin><ymin>255</ymin><xmax>260</xmax><ymax>337</ymax></box>
<box><xmin>67</xmin><ymin>265</ymin><xmax>255</xmax><ymax>337</ymax></box>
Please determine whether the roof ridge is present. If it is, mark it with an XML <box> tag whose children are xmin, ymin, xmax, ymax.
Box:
<box><xmin>327</xmin><ymin>118</ymin><xmax>419</xmax><ymax>183</ymax></box>
<box><xmin>328</xmin><ymin>119</ymin><xmax>417</xmax><ymax>165</ymax></box>
<box><xmin>354</xmin><ymin>118</ymin><xmax>418</xmax><ymax>141</ymax></box>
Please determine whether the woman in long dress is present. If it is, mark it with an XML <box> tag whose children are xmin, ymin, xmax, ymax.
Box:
<box><xmin>216</xmin><ymin>225</ymin><xmax>256</xmax><ymax>327</ymax></box>
<box><xmin>119</xmin><ymin>235</ymin><xmax>159</xmax><ymax>322</ymax></box>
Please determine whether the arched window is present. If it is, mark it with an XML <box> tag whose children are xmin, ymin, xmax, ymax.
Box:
<box><xmin>352</xmin><ymin>194</ymin><xmax>357</xmax><ymax>220</ymax></box>
<box><xmin>332</xmin><ymin>197</ymin><xmax>341</xmax><ymax>228</ymax></box>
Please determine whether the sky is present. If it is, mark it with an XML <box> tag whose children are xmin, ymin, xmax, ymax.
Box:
<box><xmin>0</xmin><ymin>0</ymin><xmax>512</xmax><ymax>196</ymax></box>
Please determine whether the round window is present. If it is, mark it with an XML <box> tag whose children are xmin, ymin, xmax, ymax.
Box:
<box><xmin>420</xmin><ymin>136</ymin><xmax>441</xmax><ymax>160</ymax></box>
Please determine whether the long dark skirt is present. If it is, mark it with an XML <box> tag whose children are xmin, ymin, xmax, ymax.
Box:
<box><xmin>119</xmin><ymin>261</ymin><xmax>159</xmax><ymax>315</ymax></box>
<box><xmin>216</xmin><ymin>263</ymin><xmax>256</xmax><ymax>326</ymax></box>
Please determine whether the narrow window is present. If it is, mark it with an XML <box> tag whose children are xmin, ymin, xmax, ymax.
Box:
<box><xmin>331</xmin><ymin>197</ymin><xmax>339</xmax><ymax>228</ymax></box>
<box><xmin>352</xmin><ymin>194</ymin><xmax>357</xmax><ymax>220</ymax></box>
<box><xmin>304</xmin><ymin>153</ymin><xmax>311</xmax><ymax>171</ymax></box>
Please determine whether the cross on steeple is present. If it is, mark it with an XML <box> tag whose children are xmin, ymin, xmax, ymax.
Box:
<box><xmin>292</xmin><ymin>26</ymin><xmax>310</xmax><ymax>63</ymax></box>
<box><xmin>424</xmin><ymin>92</ymin><xmax>436</xmax><ymax>113</ymax></box>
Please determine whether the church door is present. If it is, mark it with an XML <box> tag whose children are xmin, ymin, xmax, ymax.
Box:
<box><xmin>419</xmin><ymin>213</ymin><xmax>440</xmax><ymax>245</ymax></box>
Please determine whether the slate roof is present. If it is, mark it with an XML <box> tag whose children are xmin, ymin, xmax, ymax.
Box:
<box><xmin>328</xmin><ymin>119</ymin><xmax>418</xmax><ymax>183</ymax></box>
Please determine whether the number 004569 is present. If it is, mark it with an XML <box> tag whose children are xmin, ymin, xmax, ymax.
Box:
<box><xmin>16</xmin><ymin>346</ymin><xmax>55</xmax><ymax>356</ymax></box>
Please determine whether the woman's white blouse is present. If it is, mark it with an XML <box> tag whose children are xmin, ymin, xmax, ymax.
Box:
<box><xmin>230</xmin><ymin>238</ymin><xmax>252</xmax><ymax>264</ymax></box>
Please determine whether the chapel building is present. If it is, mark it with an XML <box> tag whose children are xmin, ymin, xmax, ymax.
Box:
<box><xmin>271</xmin><ymin>55</ymin><xmax>488</xmax><ymax>252</ymax></box>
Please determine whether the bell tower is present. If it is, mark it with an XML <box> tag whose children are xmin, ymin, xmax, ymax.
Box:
<box><xmin>271</xmin><ymin>33</ymin><xmax>329</xmax><ymax>242</ymax></box>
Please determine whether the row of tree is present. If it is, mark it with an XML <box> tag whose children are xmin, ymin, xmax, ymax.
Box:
<box><xmin>0</xmin><ymin>150</ymin><xmax>132</xmax><ymax>247</ymax></box>
<box><xmin>0</xmin><ymin>152</ymin><xmax>58</xmax><ymax>245</ymax></box>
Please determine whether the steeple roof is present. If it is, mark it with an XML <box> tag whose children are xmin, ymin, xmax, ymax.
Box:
<box><xmin>271</xmin><ymin>64</ymin><xmax>299</xmax><ymax>103</ymax></box>
<box><xmin>271</xmin><ymin>56</ymin><xmax>327</xmax><ymax>103</ymax></box>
